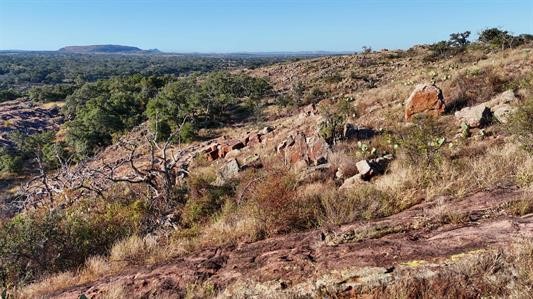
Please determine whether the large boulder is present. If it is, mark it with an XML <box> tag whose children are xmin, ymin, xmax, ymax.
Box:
<box><xmin>404</xmin><ymin>84</ymin><xmax>445</xmax><ymax>120</ymax></box>
<box><xmin>455</xmin><ymin>104</ymin><xmax>492</xmax><ymax>128</ymax></box>
<box><xmin>214</xmin><ymin>159</ymin><xmax>240</xmax><ymax>186</ymax></box>
<box><xmin>485</xmin><ymin>90</ymin><xmax>518</xmax><ymax>124</ymax></box>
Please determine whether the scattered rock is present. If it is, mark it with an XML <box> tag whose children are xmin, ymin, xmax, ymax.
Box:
<box><xmin>404</xmin><ymin>83</ymin><xmax>445</xmax><ymax>120</ymax></box>
<box><xmin>282</xmin><ymin>133</ymin><xmax>331</xmax><ymax>166</ymax></box>
<box><xmin>302</xmin><ymin>103</ymin><xmax>318</xmax><ymax>116</ymax></box>
<box><xmin>454</xmin><ymin>104</ymin><xmax>492</xmax><ymax>128</ymax></box>
<box><xmin>244</xmin><ymin>133</ymin><xmax>262</xmax><ymax>147</ymax></box>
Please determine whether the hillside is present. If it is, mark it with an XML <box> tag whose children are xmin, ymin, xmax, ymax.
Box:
<box><xmin>58</xmin><ymin>44</ymin><xmax>159</xmax><ymax>54</ymax></box>
<box><xmin>2</xmin><ymin>37</ymin><xmax>532</xmax><ymax>298</ymax></box>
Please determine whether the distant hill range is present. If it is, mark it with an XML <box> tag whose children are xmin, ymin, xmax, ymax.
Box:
<box><xmin>58</xmin><ymin>45</ymin><xmax>160</xmax><ymax>54</ymax></box>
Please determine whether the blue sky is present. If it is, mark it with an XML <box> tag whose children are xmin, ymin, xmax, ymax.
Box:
<box><xmin>0</xmin><ymin>0</ymin><xmax>532</xmax><ymax>52</ymax></box>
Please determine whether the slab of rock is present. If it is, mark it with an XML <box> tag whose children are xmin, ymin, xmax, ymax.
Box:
<box><xmin>485</xmin><ymin>90</ymin><xmax>517</xmax><ymax>108</ymax></box>
<box><xmin>404</xmin><ymin>84</ymin><xmax>445</xmax><ymax>120</ymax></box>
<box><xmin>455</xmin><ymin>104</ymin><xmax>492</xmax><ymax>128</ymax></box>
<box><xmin>492</xmin><ymin>103</ymin><xmax>516</xmax><ymax>124</ymax></box>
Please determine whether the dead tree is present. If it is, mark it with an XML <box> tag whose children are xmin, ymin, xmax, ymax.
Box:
<box><xmin>20</xmin><ymin>118</ymin><xmax>190</xmax><ymax>212</ymax></box>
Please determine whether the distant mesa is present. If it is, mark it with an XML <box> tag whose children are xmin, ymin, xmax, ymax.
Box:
<box><xmin>58</xmin><ymin>45</ymin><xmax>160</xmax><ymax>54</ymax></box>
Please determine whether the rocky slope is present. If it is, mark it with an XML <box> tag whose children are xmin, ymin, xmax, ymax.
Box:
<box><xmin>13</xmin><ymin>44</ymin><xmax>533</xmax><ymax>298</ymax></box>
<box><xmin>51</xmin><ymin>189</ymin><xmax>532</xmax><ymax>298</ymax></box>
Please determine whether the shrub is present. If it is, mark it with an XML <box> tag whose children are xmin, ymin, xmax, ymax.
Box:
<box><xmin>313</xmin><ymin>184</ymin><xmax>397</xmax><ymax>226</ymax></box>
<box><xmin>395</xmin><ymin>116</ymin><xmax>446</xmax><ymax>169</ymax></box>
<box><xmin>478</xmin><ymin>28</ymin><xmax>515</xmax><ymax>50</ymax></box>
<box><xmin>249</xmin><ymin>168</ymin><xmax>318</xmax><ymax>235</ymax></box>
<box><xmin>0</xmin><ymin>148</ymin><xmax>22</xmax><ymax>174</ymax></box>
<box><xmin>181</xmin><ymin>172</ymin><xmax>235</xmax><ymax>226</ymax></box>
<box><xmin>447</xmin><ymin>66</ymin><xmax>506</xmax><ymax>107</ymax></box>
<box><xmin>508</xmin><ymin>97</ymin><xmax>533</xmax><ymax>153</ymax></box>
<box><xmin>0</xmin><ymin>199</ymin><xmax>144</xmax><ymax>286</ymax></box>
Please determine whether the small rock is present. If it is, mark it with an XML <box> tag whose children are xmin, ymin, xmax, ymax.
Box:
<box><xmin>260</xmin><ymin>126</ymin><xmax>274</xmax><ymax>135</ymax></box>
<box><xmin>356</xmin><ymin>160</ymin><xmax>373</xmax><ymax>179</ymax></box>
<box><xmin>335</xmin><ymin>168</ymin><xmax>345</xmax><ymax>179</ymax></box>
<box><xmin>356</xmin><ymin>154</ymin><xmax>393</xmax><ymax>180</ymax></box>
<box><xmin>455</xmin><ymin>104</ymin><xmax>492</xmax><ymax>128</ymax></box>
<box><xmin>219</xmin><ymin>140</ymin><xmax>245</xmax><ymax>159</ymax></box>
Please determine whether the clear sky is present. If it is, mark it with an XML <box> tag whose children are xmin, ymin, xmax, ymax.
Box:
<box><xmin>0</xmin><ymin>0</ymin><xmax>532</xmax><ymax>52</ymax></box>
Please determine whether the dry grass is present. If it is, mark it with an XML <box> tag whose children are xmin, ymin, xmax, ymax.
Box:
<box><xmin>18</xmin><ymin>256</ymin><xmax>116</xmax><ymax>299</ymax></box>
<box><xmin>198</xmin><ymin>201</ymin><xmax>262</xmax><ymax>246</ymax></box>
<box><xmin>370</xmin><ymin>240</ymin><xmax>533</xmax><ymax>299</ymax></box>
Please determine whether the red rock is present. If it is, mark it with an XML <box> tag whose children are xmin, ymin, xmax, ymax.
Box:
<box><xmin>404</xmin><ymin>84</ymin><xmax>445</xmax><ymax>120</ymax></box>
<box><xmin>245</xmin><ymin>133</ymin><xmax>262</xmax><ymax>147</ymax></box>
<box><xmin>307</xmin><ymin>136</ymin><xmax>330</xmax><ymax>165</ymax></box>
<box><xmin>286</xmin><ymin>132</ymin><xmax>309</xmax><ymax>164</ymax></box>
<box><xmin>206</xmin><ymin>148</ymin><xmax>219</xmax><ymax>161</ymax></box>
<box><xmin>219</xmin><ymin>140</ymin><xmax>245</xmax><ymax>159</ymax></box>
